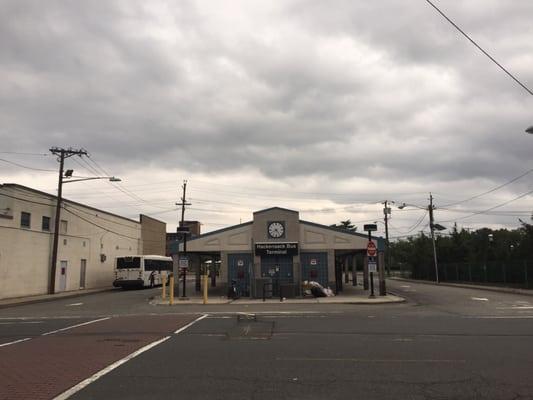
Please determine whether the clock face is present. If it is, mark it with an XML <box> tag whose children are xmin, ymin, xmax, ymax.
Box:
<box><xmin>268</xmin><ymin>222</ymin><xmax>285</xmax><ymax>238</ymax></box>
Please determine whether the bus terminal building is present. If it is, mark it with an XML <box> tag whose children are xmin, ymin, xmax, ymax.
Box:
<box><xmin>175</xmin><ymin>207</ymin><xmax>385</xmax><ymax>298</ymax></box>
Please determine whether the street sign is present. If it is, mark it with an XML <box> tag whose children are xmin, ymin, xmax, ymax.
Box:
<box><xmin>367</xmin><ymin>241</ymin><xmax>377</xmax><ymax>257</ymax></box>
<box><xmin>364</xmin><ymin>224</ymin><xmax>378</xmax><ymax>232</ymax></box>
<box><xmin>368</xmin><ymin>261</ymin><xmax>377</xmax><ymax>273</ymax></box>
<box><xmin>179</xmin><ymin>257</ymin><xmax>189</xmax><ymax>269</ymax></box>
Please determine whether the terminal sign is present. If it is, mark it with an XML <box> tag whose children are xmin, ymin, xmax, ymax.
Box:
<box><xmin>255</xmin><ymin>242</ymin><xmax>298</xmax><ymax>256</ymax></box>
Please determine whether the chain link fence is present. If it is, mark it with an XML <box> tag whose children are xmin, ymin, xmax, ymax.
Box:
<box><xmin>394</xmin><ymin>260</ymin><xmax>532</xmax><ymax>289</ymax></box>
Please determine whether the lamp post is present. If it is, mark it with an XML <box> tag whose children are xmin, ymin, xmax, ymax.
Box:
<box><xmin>49</xmin><ymin>168</ymin><xmax>120</xmax><ymax>294</ymax></box>
<box><xmin>398</xmin><ymin>196</ymin><xmax>446</xmax><ymax>283</ymax></box>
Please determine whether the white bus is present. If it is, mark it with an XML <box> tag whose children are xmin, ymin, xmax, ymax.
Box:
<box><xmin>113</xmin><ymin>255</ymin><xmax>173</xmax><ymax>289</ymax></box>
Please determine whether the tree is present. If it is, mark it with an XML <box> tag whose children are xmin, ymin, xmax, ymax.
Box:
<box><xmin>330</xmin><ymin>219</ymin><xmax>357</xmax><ymax>232</ymax></box>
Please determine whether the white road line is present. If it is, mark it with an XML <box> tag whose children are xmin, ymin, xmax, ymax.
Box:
<box><xmin>53</xmin><ymin>315</ymin><xmax>209</xmax><ymax>400</ymax></box>
<box><xmin>174</xmin><ymin>314</ymin><xmax>208</xmax><ymax>334</ymax></box>
<box><xmin>0</xmin><ymin>316</ymin><xmax>84</xmax><ymax>321</ymax></box>
<box><xmin>468</xmin><ymin>316</ymin><xmax>533</xmax><ymax>319</ymax></box>
<box><xmin>276</xmin><ymin>357</ymin><xmax>466</xmax><ymax>363</ymax></box>
<box><xmin>0</xmin><ymin>321</ymin><xmax>43</xmax><ymax>325</ymax></box>
<box><xmin>0</xmin><ymin>337</ymin><xmax>31</xmax><ymax>347</ymax></box>
<box><xmin>66</xmin><ymin>303</ymin><xmax>83</xmax><ymax>307</ymax></box>
<box><xmin>471</xmin><ymin>297</ymin><xmax>489</xmax><ymax>301</ymax></box>
<box><xmin>42</xmin><ymin>317</ymin><xmax>110</xmax><ymax>336</ymax></box>
<box><xmin>52</xmin><ymin>335</ymin><xmax>171</xmax><ymax>400</ymax></box>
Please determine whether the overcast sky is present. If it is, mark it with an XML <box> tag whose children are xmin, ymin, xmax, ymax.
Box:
<box><xmin>1</xmin><ymin>0</ymin><xmax>532</xmax><ymax>238</ymax></box>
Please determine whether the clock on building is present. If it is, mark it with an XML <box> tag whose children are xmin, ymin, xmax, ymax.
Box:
<box><xmin>268</xmin><ymin>221</ymin><xmax>285</xmax><ymax>238</ymax></box>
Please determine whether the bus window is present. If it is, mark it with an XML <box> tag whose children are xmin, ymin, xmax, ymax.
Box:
<box><xmin>116</xmin><ymin>257</ymin><xmax>141</xmax><ymax>269</ymax></box>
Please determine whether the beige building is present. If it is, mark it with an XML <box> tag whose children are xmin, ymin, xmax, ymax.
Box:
<box><xmin>0</xmin><ymin>184</ymin><xmax>166</xmax><ymax>300</ymax></box>
<box><xmin>178</xmin><ymin>207</ymin><xmax>384</xmax><ymax>297</ymax></box>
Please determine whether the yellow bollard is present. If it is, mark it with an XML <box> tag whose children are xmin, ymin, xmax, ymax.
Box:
<box><xmin>161</xmin><ymin>272</ymin><xmax>167</xmax><ymax>301</ymax></box>
<box><xmin>203</xmin><ymin>274</ymin><xmax>208</xmax><ymax>304</ymax></box>
<box><xmin>169</xmin><ymin>275</ymin><xmax>174</xmax><ymax>305</ymax></box>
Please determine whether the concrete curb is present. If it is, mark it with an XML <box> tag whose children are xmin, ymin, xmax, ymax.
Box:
<box><xmin>390</xmin><ymin>277</ymin><xmax>533</xmax><ymax>297</ymax></box>
<box><xmin>0</xmin><ymin>287</ymin><xmax>116</xmax><ymax>309</ymax></box>
<box><xmin>151</xmin><ymin>294</ymin><xmax>405</xmax><ymax>306</ymax></box>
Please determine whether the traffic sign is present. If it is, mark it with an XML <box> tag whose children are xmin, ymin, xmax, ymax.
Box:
<box><xmin>368</xmin><ymin>261</ymin><xmax>377</xmax><ymax>273</ymax></box>
<box><xmin>364</xmin><ymin>224</ymin><xmax>378</xmax><ymax>232</ymax></box>
<box><xmin>179</xmin><ymin>257</ymin><xmax>189</xmax><ymax>269</ymax></box>
<box><xmin>366</xmin><ymin>241</ymin><xmax>377</xmax><ymax>257</ymax></box>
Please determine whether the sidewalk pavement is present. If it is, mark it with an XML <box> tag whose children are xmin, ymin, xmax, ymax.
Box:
<box><xmin>0</xmin><ymin>287</ymin><xmax>115</xmax><ymax>309</ymax></box>
<box><xmin>390</xmin><ymin>276</ymin><xmax>533</xmax><ymax>297</ymax></box>
<box><xmin>152</xmin><ymin>281</ymin><xmax>405</xmax><ymax>306</ymax></box>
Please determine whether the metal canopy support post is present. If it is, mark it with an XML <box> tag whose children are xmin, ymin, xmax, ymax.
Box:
<box><xmin>352</xmin><ymin>254</ymin><xmax>357</xmax><ymax>286</ymax></box>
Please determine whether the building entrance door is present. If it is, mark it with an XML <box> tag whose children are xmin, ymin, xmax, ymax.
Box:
<box><xmin>261</xmin><ymin>255</ymin><xmax>293</xmax><ymax>296</ymax></box>
<box><xmin>79</xmin><ymin>259</ymin><xmax>87</xmax><ymax>289</ymax></box>
<box><xmin>301</xmin><ymin>252</ymin><xmax>328</xmax><ymax>287</ymax></box>
<box><xmin>228</xmin><ymin>254</ymin><xmax>252</xmax><ymax>297</ymax></box>
<box><xmin>59</xmin><ymin>261</ymin><xmax>68</xmax><ymax>292</ymax></box>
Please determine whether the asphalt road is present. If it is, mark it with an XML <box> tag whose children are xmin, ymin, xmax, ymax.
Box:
<box><xmin>1</xmin><ymin>280</ymin><xmax>533</xmax><ymax>399</ymax></box>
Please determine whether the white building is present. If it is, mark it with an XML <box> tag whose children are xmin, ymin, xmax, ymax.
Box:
<box><xmin>0</xmin><ymin>184</ymin><xmax>166</xmax><ymax>300</ymax></box>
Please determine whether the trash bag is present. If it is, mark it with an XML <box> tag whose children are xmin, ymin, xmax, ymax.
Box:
<box><xmin>308</xmin><ymin>281</ymin><xmax>327</xmax><ymax>297</ymax></box>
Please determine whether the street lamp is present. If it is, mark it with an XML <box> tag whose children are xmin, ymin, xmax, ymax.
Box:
<box><xmin>49</xmin><ymin>167</ymin><xmax>121</xmax><ymax>294</ymax></box>
<box><xmin>64</xmin><ymin>176</ymin><xmax>121</xmax><ymax>184</ymax></box>
<box><xmin>398</xmin><ymin>196</ymin><xmax>445</xmax><ymax>283</ymax></box>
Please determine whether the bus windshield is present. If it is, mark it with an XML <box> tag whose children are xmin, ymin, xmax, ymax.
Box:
<box><xmin>116</xmin><ymin>257</ymin><xmax>141</xmax><ymax>269</ymax></box>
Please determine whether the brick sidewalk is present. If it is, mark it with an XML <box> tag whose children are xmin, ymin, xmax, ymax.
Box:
<box><xmin>0</xmin><ymin>314</ymin><xmax>197</xmax><ymax>400</ymax></box>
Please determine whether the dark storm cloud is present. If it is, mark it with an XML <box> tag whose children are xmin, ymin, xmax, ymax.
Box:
<box><xmin>1</xmin><ymin>0</ymin><xmax>532</xmax><ymax>208</ymax></box>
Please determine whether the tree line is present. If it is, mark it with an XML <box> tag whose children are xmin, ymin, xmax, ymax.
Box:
<box><xmin>390</xmin><ymin>217</ymin><xmax>533</xmax><ymax>275</ymax></box>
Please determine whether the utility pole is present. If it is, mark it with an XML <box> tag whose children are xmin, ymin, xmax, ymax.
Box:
<box><xmin>176</xmin><ymin>180</ymin><xmax>191</xmax><ymax>298</ymax></box>
<box><xmin>382</xmin><ymin>200</ymin><xmax>391</xmax><ymax>276</ymax></box>
<box><xmin>428</xmin><ymin>193</ymin><xmax>439</xmax><ymax>283</ymax></box>
<box><xmin>49</xmin><ymin>147</ymin><xmax>88</xmax><ymax>294</ymax></box>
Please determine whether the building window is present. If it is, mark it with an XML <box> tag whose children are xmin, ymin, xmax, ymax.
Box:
<box><xmin>60</xmin><ymin>220</ymin><xmax>68</xmax><ymax>234</ymax></box>
<box><xmin>83</xmin><ymin>241</ymin><xmax>86</xmax><ymax>247</ymax></box>
<box><xmin>42</xmin><ymin>216</ymin><xmax>50</xmax><ymax>231</ymax></box>
<box><xmin>63</xmin><ymin>239</ymin><xmax>67</xmax><ymax>246</ymax></box>
<box><xmin>20</xmin><ymin>212</ymin><xmax>31</xmax><ymax>228</ymax></box>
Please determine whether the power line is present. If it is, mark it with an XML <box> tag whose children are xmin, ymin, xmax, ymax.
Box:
<box><xmin>440</xmin><ymin>167</ymin><xmax>533</xmax><ymax>207</ymax></box>
<box><xmin>0</xmin><ymin>158</ymin><xmax>56</xmax><ymax>172</ymax></box>
<box><xmin>441</xmin><ymin>188</ymin><xmax>533</xmax><ymax>223</ymax></box>
<box><xmin>0</xmin><ymin>191</ymin><xmax>56</xmax><ymax>207</ymax></box>
<box><xmin>0</xmin><ymin>152</ymin><xmax>49</xmax><ymax>156</ymax></box>
<box><xmin>62</xmin><ymin>207</ymin><xmax>162</xmax><ymax>243</ymax></box>
<box><xmin>84</xmin><ymin>155</ymin><xmax>170</xmax><ymax>210</ymax></box>
<box><xmin>425</xmin><ymin>0</ymin><xmax>533</xmax><ymax>96</ymax></box>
